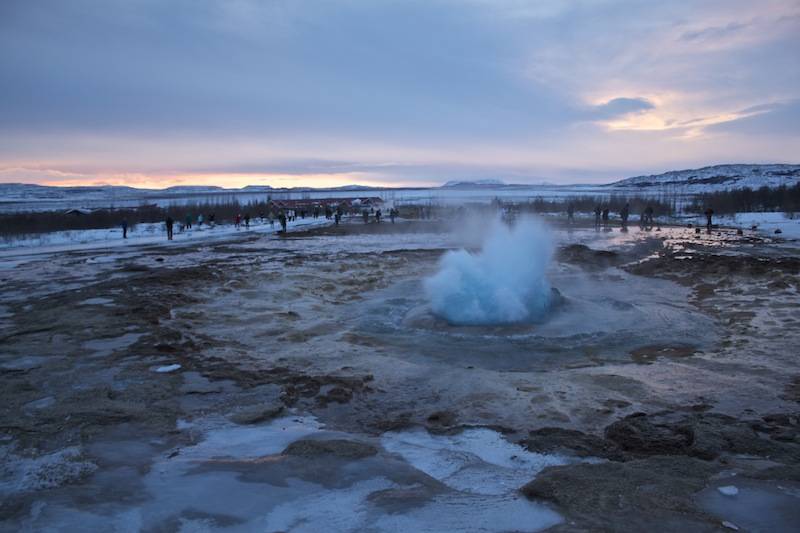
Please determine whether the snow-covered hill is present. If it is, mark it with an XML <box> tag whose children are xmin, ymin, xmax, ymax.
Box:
<box><xmin>0</xmin><ymin>183</ymin><xmax>144</xmax><ymax>201</ymax></box>
<box><xmin>611</xmin><ymin>164</ymin><xmax>800</xmax><ymax>192</ymax></box>
<box><xmin>442</xmin><ymin>179</ymin><xmax>506</xmax><ymax>188</ymax></box>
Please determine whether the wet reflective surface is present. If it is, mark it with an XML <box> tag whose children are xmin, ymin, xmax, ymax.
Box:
<box><xmin>2</xmin><ymin>219</ymin><xmax>799</xmax><ymax>532</ymax></box>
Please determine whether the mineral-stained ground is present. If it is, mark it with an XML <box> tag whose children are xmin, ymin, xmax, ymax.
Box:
<box><xmin>1</xmin><ymin>220</ymin><xmax>799</xmax><ymax>532</ymax></box>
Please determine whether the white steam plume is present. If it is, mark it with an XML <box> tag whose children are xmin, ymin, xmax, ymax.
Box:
<box><xmin>424</xmin><ymin>217</ymin><xmax>553</xmax><ymax>325</ymax></box>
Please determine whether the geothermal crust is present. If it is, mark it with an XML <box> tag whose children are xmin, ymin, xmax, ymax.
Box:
<box><xmin>1</xmin><ymin>220</ymin><xmax>800</xmax><ymax>531</ymax></box>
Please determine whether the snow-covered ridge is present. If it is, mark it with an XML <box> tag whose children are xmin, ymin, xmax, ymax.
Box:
<box><xmin>442</xmin><ymin>179</ymin><xmax>506</xmax><ymax>188</ymax></box>
<box><xmin>0</xmin><ymin>183</ymin><xmax>260</xmax><ymax>201</ymax></box>
<box><xmin>611</xmin><ymin>164</ymin><xmax>800</xmax><ymax>192</ymax></box>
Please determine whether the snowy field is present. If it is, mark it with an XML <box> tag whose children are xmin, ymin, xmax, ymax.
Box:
<box><xmin>4</xmin><ymin>171</ymin><xmax>799</xmax><ymax>256</ymax></box>
<box><xmin>0</xmin><ymin>216</ymin><xmax>332</xmax><ymax>254</ymax></box>
<box><xmin>718</xmin><ymin>211</ymin><xmax>800</xmax><ymax>238</ymax></box>
<box><xmin>668</xmin><ymin>211</ymin><xmax>800</xmax><ymax>239</ymax></box>
<box><xmin>5</xmin><ymin>209</ymin><xmax>798</xmax><ymax>258</ymax></box>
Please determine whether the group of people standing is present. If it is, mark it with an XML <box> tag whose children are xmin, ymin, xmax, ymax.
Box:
<box><xmin>153</xmin><ymin>204</ymin><xmax>398</xmax><ymax>241</ymax></box>
<box><xmin>358</xmin><ymin>207</ymin><xmax>398</xmax><ymax>224</ymax></box>
<box><xmin>163</xmin><ymin>213</ymin><xmax>217</xmax><ymax>240</ymax></box>
<box><xmin>160</xmin><ymin>211</ymin><xmax>263</xmax><ymax>240</ymax></box>
<box><xmin>586</xmin><ymin>203</ymin><xmax>656</xmax><ymax>230</ymax></box>
<box><xmin>120</xmin><ymin>205</ymin><xmax>410</xmax><ymax>241</ymax></box>
<box><xmin>233</xmin><ymin>213</ymin><xmax>251</xmax><ymax>229</ymax></box>
<box><xmin>577</xmin><ymin>202</ymin><xmax>713</xmax><ymax>231</ymax></box>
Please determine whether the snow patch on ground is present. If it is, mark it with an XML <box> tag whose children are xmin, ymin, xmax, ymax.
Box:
<box><xmin>380</xmin><ymin>426</ymin><xmax>570</xmax><ymax>496</ymax></box>
<box><xmin>153</xmin><ymin>364</ymin><xmax>181</xmax><ymax>373</ymax></box>
<box><xmin>683</xmin><ymin>212</ymin><xmax>800</xmax><ymax>239</ymax></box>
<box><xmin>0</xmin><ymin>216</ymin><xmax>331</xmax><ymax>254</ymax></box>
<box><xmin>0</xmin><ymin>446</ymin><xmax>97</xmax><ymax>495</ymax></box>
<box><xmin>729</xmin><ymin>212</ymin><xmax>800</xmax><ymax>239</ymax></box>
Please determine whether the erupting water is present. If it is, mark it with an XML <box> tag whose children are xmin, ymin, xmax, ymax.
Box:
<box><xmin>425</xmin><ymin>217</ymin><xmax>553</xmax><ymax>325</ymax></box>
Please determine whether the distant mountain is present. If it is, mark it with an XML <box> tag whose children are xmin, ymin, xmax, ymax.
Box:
<box><xmin>0</xmin><ymin>183</ymin><xmax>142</xmax><ymax>201</ymax></box>
<box><xmin>324</xmin><ymin>184</ymin><xmax>376</xmax><ymax>191</ymax></box>
<box><xmin>160</xmin><ymin>185</ymin><xmax>225</xmax><ymax>193</ymax></box>
<box><xmin>611</xmin><ymin>164</ymin><xmax>800</xmax><ymax>192</ymax></box>
<box><xmin>441</xmin><ymin>179</ymin><xmax>506</xmax><ymax>188</ymax></box>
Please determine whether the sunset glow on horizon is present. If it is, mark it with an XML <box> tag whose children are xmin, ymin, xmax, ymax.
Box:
<box><xmin>25</xmin><ymin>172</ymin><xmax>409</xmax><ymax>191</ymax></box>
<box><xmin>1</xmin><ymin>0</ymin><xmax>798</xmax><ymax>188</ymax></box>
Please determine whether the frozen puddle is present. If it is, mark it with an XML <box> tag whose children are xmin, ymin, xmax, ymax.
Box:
<box><xmin>697</xmin><ymin>479</ymin><xmax>800</xmax><ymax>532</ymax></box>
<box><xmin>81</xmin><ymin>332</ymin><xmax>143</xmax><ymax>358</ymax></box>
<box><xmin>13</xmin><ymin>417</ymin><xmax>567</xmax><ymax>532</ymax></box>
<box><xmin>381</xmin><ymin>427</ymin><xmax>569</xmax><ymax>495</ymax></box>
<box><xmin>79</xmin><ymin>297</ymin><xmax>115</xmax><ymax>306</ymax></box>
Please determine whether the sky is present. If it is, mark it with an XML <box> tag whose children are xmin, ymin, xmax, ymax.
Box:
<box><xmin>1</xmin><ymin>0</ymin><xmax>798</xmax><ymax>189</ymax></box>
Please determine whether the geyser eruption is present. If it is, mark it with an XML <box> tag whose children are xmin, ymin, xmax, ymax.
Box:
<box><xmin>425</xmin><ymin>217</ymin><xmax>554</xmax><ymax>326</ymax></box>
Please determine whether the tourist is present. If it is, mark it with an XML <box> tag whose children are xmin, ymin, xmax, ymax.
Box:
<box><xmin>165</xmin><ymin>216</ymin><xmax>174</xmax><ymax>240</ymax></box>
<box><xmin>644</xmin><ymin>205</ymin><xmax>654</xmax><ymax>227</ymax></box>
<box><xmin>594</xmin><ymin>205</ymin><xmax>601</xmax><ymax>228</ymax></box>
<box><xmin>121</xmin><ymin>219</ymin><xmax>128</xmax><ymax>239</ymax></box>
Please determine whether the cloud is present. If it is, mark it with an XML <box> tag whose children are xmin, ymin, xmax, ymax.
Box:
<box><xmin>709</xmin><ymin>100</ymin><xmax>800</xmax><ymax>136</ymax></box>
<box><xmin>0</xmin><ymin>167</ymin><xmax>92</xmax><ymax>184</ymax></box>
<box><xmin>680</xmin><ymin>21</ymin><xmax>748</xmax><ymax>42</ymax></box>
<box><xmin>585</xmin><ymin>97</ymin><xmax>655</xmax><ymax>120</ymax></box>
<box><xmin>0</xmin><ymin>0</ymin><xmax>578</xmax><ymax>141</ymax></box>
<box><xmin>0</xmin><ymin>0</ymin><xmax>798</xmax><ymax>186</ymax></box>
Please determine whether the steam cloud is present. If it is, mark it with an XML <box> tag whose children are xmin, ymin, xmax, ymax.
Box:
<box><xmin>425</xmin><ymin>217</ymin><xmax>554</xmax><ymax>325</ymax></box>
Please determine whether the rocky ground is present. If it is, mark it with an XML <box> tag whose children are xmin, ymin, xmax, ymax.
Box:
<box><xmin>1</xmin><ymin>219</ymin><xmax>799</xmax><ymax>531</ymax></box>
